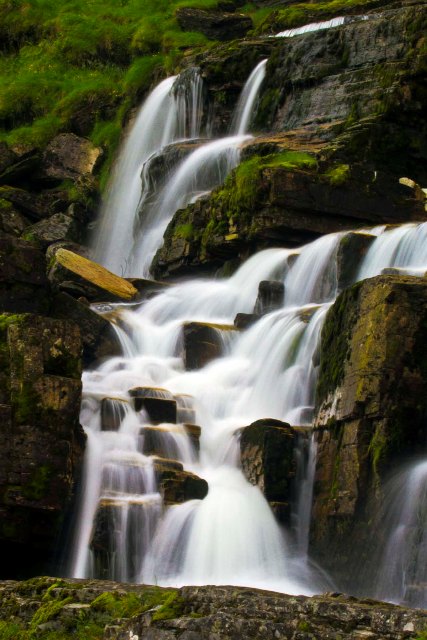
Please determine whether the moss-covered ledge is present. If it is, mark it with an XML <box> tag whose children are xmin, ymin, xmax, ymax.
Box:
<box><xmin>1</xmin><ymin>576</ymin><xmax>427</xmax><ymax>639</ymax></box>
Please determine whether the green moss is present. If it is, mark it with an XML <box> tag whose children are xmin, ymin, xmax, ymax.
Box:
<box><xmin>175</xmin><ymin>223</ymin><xmax>194</xmax><ymax>241</ymax></box>
<box><xmin>0</xmin><ymin>621</ymin><xmax>27</xmax><ymax>639</ymax></box>
<box><xmin>151</xmin><ymin>591</ymin><xmax>185</xmax><ymax>621</ymax></box>
<box><xmin>13</xmin><ymin>381</ymin><xmax>40</xmax><ymax>425</ymax></box>
<box><xmin>297</xmin><ymin>620</ymin><xmax>312</xmax><ymax>632</ymax></box>
<box><xmin>22</xmin><ymin>465</ymin><xmax>52</xmax><ymax>501</ymax></box>
<box><xmin>316</xmin><ymin>282</ymin><xmax>362</xmax><ymax>406</ymax></box>
<box><xmin>30</xmin><ymin>596</ymin><xmax>73</xmax><ymax>631</ymax></box>
<box><xmin>91</xmin><ymin>587</ymin><xmax>180</xmax><ymax>620</ymax></box>
<box><xmin>323</xmin><ymin>164</ymin><xmax>351</xmax><ymax>186</ymax></box>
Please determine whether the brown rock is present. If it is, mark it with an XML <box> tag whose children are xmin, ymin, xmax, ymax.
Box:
<box><xmin>312</xmin><ymin>276</ymin><xmax>427</xmax><ymax>585</ymax></box>
<box><xmin>176</xmin><ymin>7</ymin><xmax>252</xmax><ymax>41</ymax></box>
<box><xmin>42</xmin><ymin>133</ymin><xmax>102</xmax><ymax>182</ymax></box>
<box><xmin>129</xmin><ymin>387</ymin><xmax>177</xmax><ymax>424</ymax></box>
<box><xmin>240</xmin><ymin>418</ymin><xmax>296</xmax><ymax>522</ymax></box>
<box><xmin>183</xmin><ymin>321</ymin><xmax>234</xmax><ymax>370</ymax></box>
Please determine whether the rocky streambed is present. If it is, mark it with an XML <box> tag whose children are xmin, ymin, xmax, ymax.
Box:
<box><xmin>1</xmin><ymin>576</ymin><xmax>427</xmax><ymax>639</ymax></box>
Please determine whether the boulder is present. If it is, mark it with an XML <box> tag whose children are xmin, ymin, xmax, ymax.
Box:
<box><xmin>0</xmin><ymin>199</ymin><xmax>29</xmax><ymax>236</ymax></box>
<box><xmin>240</xmin><ymin>418</ymin><xmax>296</xmax><ymax>522</ymax></box>
<box><xmin>48</xmin><ymin>248</ymin><xmax>138</xmax><ymax>302</ymax></box>
<box><xmin>176</xmin><ymin>7</ymin><xmax>253</xmax><ymax>41</ymax></box>
<box><xmin>0</xmin><ymin>233</ymin><xmax>50</xmax><ymax>314</ymax></box>
<box><xmin>234</xmin><ymin>312</ymin><xmax>259</xmax><ymax>329</ymax></box>
<box><xmin>154</xmin><ymin>458</ymin><xmax>208</xmax><ymax>504</ymax></box>
<box><xmin>253</xmin><ymin>280</ymin><xmax>284</xmax><ymax>315</ymax></box>
<box><xmin>22</xmin><ymin>212</ymin><xmax>81</xmax><ymax>249</ymax></box>
<box><xmin>42</xmin><ymin>133</ymin><xmax>102</xmax><ymax>182</ymax></box>
<box><xmin>129</xmin><ymin>387</ymin><xmax>177</xmax><ymax>424</ymax></box>
<box><xmin>0</xmin><ymin>314</ymin><xmax>84</xmax><ymax>578</ymax></box>
<box><xmin>183</xmin><ymin>321</ymin><xmax>233</xmax><ymax>370</ymax></box>
<box><xmin>312</xmin><ymin>276</ymin><xmax>427</xmax><ymax>586</ymax></box>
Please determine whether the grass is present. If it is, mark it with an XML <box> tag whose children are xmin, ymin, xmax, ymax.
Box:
<box><xmin>0</xmin><ymin>0</ymin><xmax>220</xmax><ymax>153</ymax></box>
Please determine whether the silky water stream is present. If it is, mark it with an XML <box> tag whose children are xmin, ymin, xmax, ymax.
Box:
<box><xmin>70</xmin><ymin>62</ymin><xmax>427</xmax><ymax>606</ymax></box>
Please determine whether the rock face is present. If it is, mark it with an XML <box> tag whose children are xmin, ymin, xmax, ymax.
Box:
<box><xmin>176</xmin><ymin>7</ymin><xmax>253</xmax><ymax>41</ymax></box>
<box><xmin>1</xmin><ymin>577</ymin><xmax>427</xmax><ymax>639</ymax></box>
<box><xmin>154</xmin><ymin>458</ymin><xmax>208</xmax><ymax>505</ymax></box>
<box><xmin>0</xmin><ymin>314</ymin><xmax>85</xmax><ymax>578</ymax></box>
<box><xmin>240</xmin><ymin>419</ymin><xmax>296</xmax><ymax>523</ymax></box>
<box><xmin>311</xmin><ymin>275</ymin><xmax>427</xmax><ymax>587</ymax></box>
<box><xmin>0</xmin><ymin>233</ymin><xmax>50</xmax><ymax>314</ymax></box>
<box><xmin>153</xmin><ymin>157</ymin><xmax>426</xmax><ymax>279</ymax></box>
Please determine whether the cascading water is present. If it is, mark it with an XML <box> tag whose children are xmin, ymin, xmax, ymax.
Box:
<box><xmin>230</xmin><ymin>59</ymin><xmax>267</xmax><ymax>135</ymax></box>
<box><xmin>364</xmin><ymin>459</ymin><xmax>427</xmax><ymax>608</ymax></box>
<box><xmin>92</xmin><ymin>69</ymin><xmax>203</xmax><ymax>276</ymax></box>
<box><xmin>71</xmin><ymin>54</ymin><xmax>427</xmax><ymax>604</ymax></box>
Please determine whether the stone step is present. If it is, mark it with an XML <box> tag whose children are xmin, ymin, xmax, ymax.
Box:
<box><xmin>129</xmin><ymin>386</ymin><xmax>177</xmax><ymax>424</ymax></box>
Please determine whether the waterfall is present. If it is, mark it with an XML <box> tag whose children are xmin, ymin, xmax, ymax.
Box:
<box><xmin>130</xmin><ymin>134</ymin><xmax>250</xmax><ymax>277</ymax></box>
<box><xmin>71</xmin><ymin>58</ymin><xmax>427</xmax><ymax>603</ymax></box>
<box><xmin>231</xmin><ymin>59</ymin><xmax>267</xmax><ymax>135</ymax></box>
<box><xmin>92</xmin><ymin>69</ymin><xmax>203</xmax><ymax>276</ymax></box>
<box><xmin>372</xmin><ymin>460</ymin><xmax>427</xmax><ymax>608</ymax></box>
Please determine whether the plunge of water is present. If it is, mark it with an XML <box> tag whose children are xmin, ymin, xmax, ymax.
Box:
<box><xmin>72</xmin><ymin>54</ymin><xmax>427</xmax><ymax>604</ymax></box>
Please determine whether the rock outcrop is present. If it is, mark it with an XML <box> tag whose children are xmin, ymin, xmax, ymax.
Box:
<box><xmin>176</xmin><ymin>7</ymin><xmax>253</xmax><ymax>41</ymax></box>
<box><xmin>240</xmin><ymin>419</ymin><xmax>297</xmax><ymax>523</ymax></box>
<box><xmin>311</xmin><ymin>275</ymin><xmax>427</xmax><ymax>587</ymax></box>
<box><xmin>1</xmin><ymin>577</ymin><xmax>426</xmax><ymax>639</ymax></box>
<box><xmin>0</xmin><ymin>314</ymin><xmax>85</xmax><ymax>578</ymax></box>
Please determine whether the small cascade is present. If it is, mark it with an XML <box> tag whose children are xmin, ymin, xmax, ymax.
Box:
<box><xmin>275</xmin><ymin>15</ymin><xmax>370</xmax><ymax>38</ymax></box>
<box><xmin>92</xmin><ymin>69</ymin><xmax>204</xmax><ymax>276</ymax></box>
<box><xmin>130</xmin><ymin>134</ymin><xmax>251</xmax><ymax>277</ymax></box>
<box><xmin>231</xmin><ymin>59</ymin><xmax>267</xmax><ymax>135</ymax></box>
<box><xmin>358</xmin><ymin>222</ymin><xmax>427</xmax><ymax>280</ymax></box>
<box><xmin>372</xmin><ymin>460</ymin><xmax>427</xmax><ymax>607</ymax></box>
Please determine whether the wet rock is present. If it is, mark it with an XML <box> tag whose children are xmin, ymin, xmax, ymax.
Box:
<box><xmin>336</xmin><ymin>232</ymin><xmax>375</xmax><ymax>291</ymax></box>
<box><xmin>51</xmin><ymin>291</ymin><xmax>119</xmax><ymax>366</ymax></box>
<box><xmin>42</xmin><ymin>133</ymin><xmax>102</xmax><ymax>182</ymax></box>
<box><xmin>240</xmin><ymin>419</ymin><xmax>296</xmax><ymax>522</ymax></box>
<box><xmin>184</xmin><ymin>424</ymin><xmax>202</xmax><ymax>453</ymax></box>
<box><xmin>312</xmin><ymin>276</ymin><xmax>427</xmax><ymax>586</ymax></box>
<box><xmin>234</xmin><ymin>312</ymin><xmax>259</xmax><ymax>329</ymax></box>
<box><xmin>101</xmin><ymin>398</ymin><xmax>128</xmax><ymax>432</ymax></box>
<box><xmin>154</xmin><ymin>458</ymin><xmax>208</xmax><ymax>504</ymax></box>
<box><xmin>183</xmin><ymin>321</ymin><xmax>233</xmax><ymax>370</ymax></box>
<box><xmin>129</xmin><ymin>387</ymin><xmax>177</xmax><ymax>424</ymax></box>
<box><xmin>48</xmin><ymin>248</ymin><xmax>138</xmax><ymax>302</ymax></box>
<box><xmin>0</xmin><ymin>314</ymin><xmax>84</xmax><ymax>578</ymax></box>
<box><xmin>176</xmin><ymin>7</ymin><xmax>252</xmax><ymax>41</ymax></box>
<box><xmin>0</xmin><ymin>233</ymin><xmax>50</xmax><ymax>314</ymax></box>
<box><xmin>22</xmin><ymin>212</ymin><xmax>81</xmax><ymax>249</ymax></box>
<box><xmin>254</xmin><ymin>280</ymin><xmax>284</xmax><ymax>315</ymax></box>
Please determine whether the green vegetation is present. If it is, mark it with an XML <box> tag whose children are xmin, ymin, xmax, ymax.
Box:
<box><xmin>22</xmin><ymin>464</ymin><xmax>52</xmax><ymax>501</ymax></box>
<box><xmin>0</xmin><ymin>0</ymin><xmax>221</xmax><ymax>162</ymax></box>
<box><xmin>323</xmin><ymin>163</ymin><xmax>351</xmax><ymax>186</ymax></box>
<box><xmin>315</xmin><ymin>282</ymin><xmax>362</xmax><ymax>406</ymax></box>
<box><xmin>0</xmin><ymin>579</ymin><xmax>184</xmax><ymax>640</ymax></box>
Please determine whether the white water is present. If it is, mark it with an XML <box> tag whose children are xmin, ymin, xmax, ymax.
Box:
<box><xmin>72</xmin><ymin>60</ymin><xmax>427</xmax><ymax>603</ymax></box>
<box><xmin>130</xmin><ymin>134</ymin><xmax>250</xmax><ymax>277</ymax></box>
<box><xmin>275</xmin><ymin>15</ymin><xmax>370</xmax><ymax>39</ymax></box>
<box><xmin>372</xmin><ymin>460</ymin><xmax>427</xmax><ymax>607</ymax></box>
<box><xmin>231</xmin><ymin>59</ymin><xmax>267</xmax><ymax>135</ymax></box>
<box><xmin>92</xmin><ymin>69</ymin><xmax>203</xmax><ymax>276</ymax></box>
